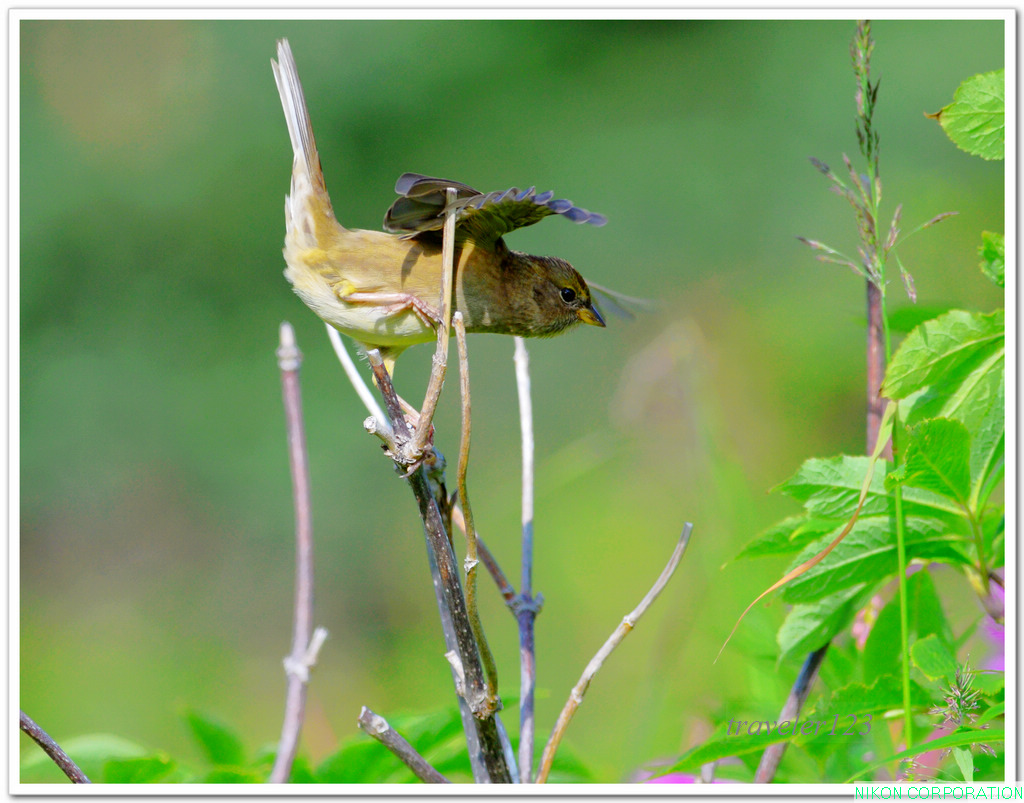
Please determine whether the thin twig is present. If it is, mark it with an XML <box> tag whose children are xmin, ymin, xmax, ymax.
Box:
<box><xmin>459</xmin><ymin>512</ymin><xmax>518</xmax><ymax>606</ymax></box>
<box><xmin>409</xmin><ymin>186</ymin><xmax>458</xmax><ymax>459</ymax></box>
<box><xmin>367</xmin><ymin>349</ymin><xmax>511</xmax><ymax>783</ymax></box>
<box><xmin>753</xmin><ymin>643</ymin><xmax>829</xmax><ymax>783</ymax></box>
<box><xmin>19</xmin><ymin>711</ymin><xmax>90</xmax><ymax>784</ymax></box>
<box><xmin>270</xmin><ymin>323</ymin><xmax>326</xmax><ymax>784</ymax></box>
<box><xmin>325</xmin><ymin>323</ymin><xmax>392</xmax><ymax>443</ymax></box>
<box><xmin>453</xmin><ymin>313</ymin><xmax>500</xmax><ymax>709</ymax></box>
<box><xmin>357</xmin><ymin>707</ymin><xmax>450</xmax><ymax>784</ymax></box>
<box><xmin>535</xmin><ymin>524</ymin><xmax>694</xmax><ymax>784</ymax></box>
<box><xmin>513</xmin><ymin>336</ymin><xmax>539</xmax><ymax>782</ymax></box>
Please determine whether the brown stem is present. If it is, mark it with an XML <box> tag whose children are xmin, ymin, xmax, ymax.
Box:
<box><xmin>358</xmin><ymin>707</ymin><xmax>450</xmax><ymax>783</ymax></box>
<box><xmin>866</xmin><ymin>281</ymin><xmax>891</xmax><ymax>459</ymax></box>
<box><xmin>19</xmin><ymin>711</ymin><xmax>90</xmax><ymax>784</ymax></box>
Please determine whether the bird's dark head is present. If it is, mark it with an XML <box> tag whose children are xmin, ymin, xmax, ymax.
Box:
<box><xmin>525</xmin><ymin>255</ymin><xmax>606</xmax><ymax>336</ymax></box>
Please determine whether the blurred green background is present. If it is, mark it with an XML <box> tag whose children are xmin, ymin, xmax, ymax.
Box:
<box><xmin>20</xmin><ymin>19</ymin><xmax>1003</xmax><ymax>782</ymax></box>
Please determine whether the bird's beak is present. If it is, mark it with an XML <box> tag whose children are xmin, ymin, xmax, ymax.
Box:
<box><xmin>577</xmin><ymin>303</ymin><xmax>606</xmax><ymax>328</ymax></box>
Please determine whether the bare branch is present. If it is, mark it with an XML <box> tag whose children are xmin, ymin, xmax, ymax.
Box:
<box><xmin>19</xmin><ymin>711</ymin><xmax>90</xmax><ymax>784</ymax></box>
<box><xmin>270</xmin><ymin>322</ymin><xmax>326</xmax><ymax>784</ymax></box>
<box><xmin>512</xmin><ymin>336</ymin><xmax>539</xmax><ymax>782</ymax></box>
<box><xmin>357</xmin><ymin>707</ymin><xmax>451</xmax><ymax>784</ymax></box>
<box><xmin>535</xmin><ymin>524</ymin><xmax>695</xmax><ymax>783</ymax></box>
<box><xmin>366</xmin><ymin>349</ymin><xmax>510</xmax><ymax>782</ymax></box>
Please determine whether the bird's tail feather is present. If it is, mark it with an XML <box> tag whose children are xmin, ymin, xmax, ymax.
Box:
<box><xmin>272</xmin><ymin>39</ymin><xmax>341</xmax><ymax>243</ymax></box>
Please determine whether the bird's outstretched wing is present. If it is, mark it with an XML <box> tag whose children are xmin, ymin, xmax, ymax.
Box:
<box><xmin>383</xmin><ymin>172</ymin><xmax>606</xmax><ymax>248</ymax></box>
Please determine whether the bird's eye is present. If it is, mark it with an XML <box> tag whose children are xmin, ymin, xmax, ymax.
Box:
<box><xmin>559</xmin><ymin>287</ymin><xmax>577</xmax><ymax>304</ymax></box>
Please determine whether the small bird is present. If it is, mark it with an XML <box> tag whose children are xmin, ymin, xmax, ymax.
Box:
<box><xmin>271</xmin><ymin>39</ymin><xmax>607</xmax><ymax>376</ymax></box>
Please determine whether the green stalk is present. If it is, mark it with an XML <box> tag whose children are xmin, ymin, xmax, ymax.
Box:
<box><xmin>879</xmin><ymin>289</ymin><xmax>913</xmax><ymax>749</ymax></box>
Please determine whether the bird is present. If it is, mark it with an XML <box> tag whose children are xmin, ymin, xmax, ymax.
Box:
<box><xmin>271</xmin><ymin>38</ymin><xmax>607</xmax><ymax>378</ymax></box>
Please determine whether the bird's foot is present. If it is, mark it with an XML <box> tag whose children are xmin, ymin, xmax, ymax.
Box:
<box><xmin>339</xmin><ymin>290</ymin><xmax>440</xmax><ymax>329</ymax></box>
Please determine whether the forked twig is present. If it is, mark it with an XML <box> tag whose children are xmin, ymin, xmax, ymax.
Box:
<box><xmin>19</xmin><ymin>711</ymin><xmax>90</xmax><ymax>784</ymax></box>
<box><xmin>367</xmin><ymin>349</ymin><xmax>510</xmax><ymax>782</ymax></box>
<box><xmin>357</xmin><ymin>707</ymin><xmax>450</xmax><ymax>784</ymax></box>
<box><xmin>535</xmin><ymin>523</ymin><xmax>694</xmax><ymax>783</ymax></box>
<box><xmin>270</xmin><ymin>323</ymin><xmax>327</xmax><ymax>783</ymax></box>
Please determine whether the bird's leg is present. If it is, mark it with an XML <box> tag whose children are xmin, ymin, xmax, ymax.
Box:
<box><xmin>340</xmin><ymin>291</ymin><xmax>440</xmax><ymax>330</ymax></box>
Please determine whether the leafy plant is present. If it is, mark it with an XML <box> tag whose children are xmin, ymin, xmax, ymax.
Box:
<box><xmin>675</xmin><ymin>23</ymin><xmax>1005</xmax><ymax>784</ymax></box>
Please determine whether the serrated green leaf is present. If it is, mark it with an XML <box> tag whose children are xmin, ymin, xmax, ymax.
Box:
<box><xmin>183</xmin><ymin>709</ymin><xmax>245</xmax><ymax>768</ymax></box>
<box><xmin>890</xmin><ymin>419</ymin><xmax>971</xmax><ymax>504</ymax></box>
<box><xmin>930</xmin><ymin>70</ymin><xmax>1004</xmax><ymax>160</ymax></box>
<box><xmin>979</xmin><ymin>231</ymin><xmax>1005</xmax><ymax>287</ymax></box>
<box><xmin>781</xmin><ymin>518</ymin><xmax>965</xmax><ymax>603</ymax></box>
<box><xmin>911</xmin><ymin>633</ymin><xmax>958</xmax><ymax>681</ymax></box>
<box><xmin>102</xmin><ymin>754</ymin><xmax>177</xmax><ymax>783</ymax></box>
<box><xmin>733</xmin><ymin>515</ymin><xmax>842</xmax><ymax>561</ymax></box>
<box><xmin>883</xmin><ymin>310</ymin><xmax>1004</xmax><ymax>400</ymax></box>
<box><xmin>974</xmin><ymin>672</ymin><xmax>1005</xmax><ymax>699</ymax></box>
<box><xmin>885</xmin><ymin>309</ymin><xmax>1004</xmax><ymax>493</ymax></box>
<box><xmin>775</xmin><ymin>454</ymin><xmax>962</xmax><ymax>524</ymax></box>
<box><xmin>810</xmin><ymin>675</ymin><xmax>924</xmax><ymax>727</ymax></box>
<box><xmin>777</xmin><ymin>585</ymin><xmax>869</xmax><ymax>663</ymax></box>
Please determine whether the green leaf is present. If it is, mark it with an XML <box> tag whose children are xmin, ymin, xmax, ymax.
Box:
<box><xmin>888</xmin><ymin>419</ymin><xmax>971</xmax><ymax>504</ymax></box>
<box><xmin>884</xmin><ymin>309</ymin><xmax>1004</xmax><ymax>491</ymax></box>
<box><xmin>883</xmin><ymin>309</ymin><xmax>1004</xmax><ymax>400</ymax></box>
<box><xmin>775</xmin><ymin>454</ymin><xmax>962</xmax><ymax>524</ymax></box>
<box><xmin>777</xmin><ymin>585</ymin><xmax>868</xmax><ymax>663</ymax></box>
<box><xmin>800</xmin><ymin>675</ymin><xmax>930</xmax><ymax>749</ymax></box>
<box><xmin>861</xmin><ymin>570</ymin><xmax>950</xmax><ymax>684</ymax></box>
<box><xmin>911</xmin><ymin>634</ymin><xmax>958</xmax><ymax>681</ymax></box>
<box><xmin>979</xmin><ymin>231</ymin><xmax>1005</xmax><ymax>287</ymax></box>
<box><xmin>202</xmin><ymin>767</ymin><xmax>265</xmax><ymax>783</ymax></box>
<box><xmin>952</xmin><ymin>745</ymin><xmax>975</xmax><ymax>782</ymax></box>
<box><xmin>733</xmin><ymin>515</ymin><xmax>842</xmax><ymax>561</ymax></box>
<box><xmin>780</xmin><ymin>518</ymin><xmax>965</xmax><ymax>603</ymax></box>
<box><xmin>667</xmin><ymin>724</ymin><xmax>788</xmax><ymax>775</ymax></box>
<box><xmin>315</xmin><ymin>739</ymin><xmax>399</xmax><ymax>783</ymax></box>
<box><xmin>845</xmin><ymin>728</ymin><xmax>1004</xmax><ymax>782</ymax></box>
<box><xmin>183</xmin><ymin>709</ymin><xmax>245</xmax><ymax>768</ymax></box>
<box><xmin>929</xmin><ymin>70</ymin><xmax>1004</xmax><ymax>160</ymax></box>
<box><xmin>102</xmin><ymin>754</ymin><xmax>177</xmax><ymax>783</ymax></box>
<box><xmin>20</xmin><ymin>733</ymin><xmax>147</xmax><ymax>784</ymax></box>
<box><xmin>974</xmin><ymin>672</ymin><xmax>1006</xmax><ymax>699</ymax></box>
<box><xmin>977</xmin><ymin>700</ymin><xmax>1005</xmax><ymax>725</ymax></box>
